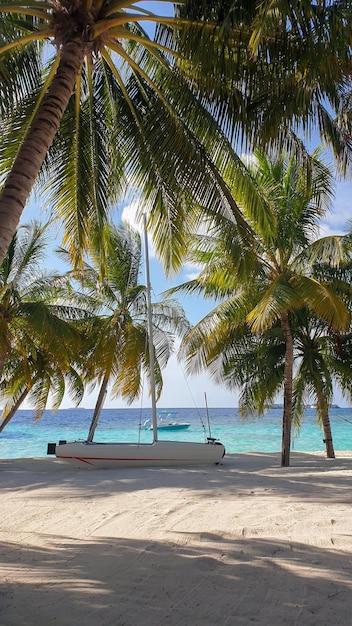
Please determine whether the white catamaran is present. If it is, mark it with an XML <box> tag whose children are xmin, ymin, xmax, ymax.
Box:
<box><xmin>48</xmin><ymin>220</ymin><xmax>225</xmax><ymax>468</ymax></box>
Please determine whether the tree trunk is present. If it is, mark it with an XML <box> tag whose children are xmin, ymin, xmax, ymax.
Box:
<box><xmin>87</xmin><ymin>375</ymin><xmax>109</xmax><ymax>442</ymax></box>
<box><xmin>0</xmin><ymin>387</ymin><xmax>30</xmax><ymax>433</ymax></box>
<box><xmin>0</xmin><ymin>39</ymin><xmax>86</xmax><ymax>263</ymax></box>
<box><xmin>281</xmin><ymin>312</ymin><xmax>294</xmax><ymax>467</ymax></box>
<box><xmin>0</xmin><ymin>346</ymin><xmax>9</xmax><ymax>384</ymax></box>
<box><xmin>316</xmin><ymin>391</ymin><xmax>335</xmax><ymax>458</ymax></box>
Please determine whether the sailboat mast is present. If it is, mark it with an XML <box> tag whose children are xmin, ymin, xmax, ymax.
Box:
<box><xmin>204</xmin><ymin>391</ymin><xmax>212</xmax><ymax>438</ymax></box>
<box><xmin>143</xmin><ymin>216</ymin><xmax>158</xmax><ymax>442</ymax></box>
<box><xmin>87</xmin><ymin>387</ymin><xmax>108</xmax><ymax>443</ymax></box>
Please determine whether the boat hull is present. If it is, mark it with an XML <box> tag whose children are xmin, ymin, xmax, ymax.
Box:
<box><xmin>53</xmin><ymin>439</ymin><xmax>225</xmax><ymax>469</ymax></box>
<box><xmin>144</xmin><ymin>423</ymin><xmax>191</xmax><ymax>431</ymax></box>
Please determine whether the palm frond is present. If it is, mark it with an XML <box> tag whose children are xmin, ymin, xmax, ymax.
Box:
<box><xmin>291</xmin><ymin>275</ymin><xmax>350</xmax><ymax>331</ymax></box>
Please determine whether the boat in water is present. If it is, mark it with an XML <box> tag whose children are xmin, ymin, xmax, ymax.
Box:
<box><xmin>48</xmin><ymin>220</ymin><xmax>225</xmax><ymax>469</ymax></box>
<box><xmin>143</xmin><ymin>412</ymin><xmax>190</xmax><ymax>431</ymax></box>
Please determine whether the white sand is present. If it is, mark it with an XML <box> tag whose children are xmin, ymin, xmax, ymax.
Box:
<box><xmin>1</xmin><ymin>452</ymin><xmax>352</xmax><ymax>625</ymax></box>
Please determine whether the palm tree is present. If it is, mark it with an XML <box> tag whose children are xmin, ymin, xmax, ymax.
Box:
<box><xmin>173</xmin><ymin>150</ymin><xmax>351</xmax><ymax>466</ymax></box>
<box><xmin>64</xmin><ymin>221</ymin><xmax>190</xmax><ymax>440</ymax></box>
<box><xmin>292</xmin><ymin>247</ymin><xmax>352</xmax><ymax>456</ymax></box>
<box><xmin>0</xmin><ymin>343</ymin><xmax>84</xmax><ymax>432</ymax></box>
<box><xmin>0</xmin><ymin>1</ymin><xmax>266</xmax><ymax>270</ymax></box>
<box><xmin>1</xmin><ymin>1</ymin><xmax>352</xmax><ymax>271</ymax></box>
<box><xmin>188</xmin><ymin>310</ymin><xmax>352</xmax><ymax>460</ymax></box>
<box><xmin>293</xmin><ymin>313</ymin><xmax>338</xmax><ymax>458</ymax></box>
<box><xmin>292</xmin><ymin>307</ymin><xmax>352</xmax><ymax>459</ymax></box>
<box><xmin>0</xmin><ymin>3</ymin><xmax>210</xmax><ymax>264</ymax></box>
<box><xmin>177</xmin><ymin>1</ymin><xmax>352</xmax><ymax>171</ymax></box>
<box><xmin>232</xmin><ymin>308</ymin><xmax>352</xmax><ymax>460</ymax></box>
<box><xmin>0</xmin><ymin>221</ymin><xmax>86</xmax><ymax>429</ymax></box>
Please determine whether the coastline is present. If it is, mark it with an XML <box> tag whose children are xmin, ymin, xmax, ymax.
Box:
<box><xmin>1</xmin><ymin>452</ymin><xmax>352</xmax><ymax>625</ymax></box>
<box><xmin>2</xmin><ymin>406</ymin><xmax>352</xmax><ymax>459</ymax></box>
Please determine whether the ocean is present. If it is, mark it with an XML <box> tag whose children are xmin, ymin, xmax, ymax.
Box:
<box><xmin>1</xmin><ymin>406</ymin><xmax>352</xmax><ymax>459</ymax></box>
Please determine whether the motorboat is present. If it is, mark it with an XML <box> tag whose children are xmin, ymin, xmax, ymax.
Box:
<box><xmin>143</xmin><ymin>412</ymin><xmax>191</xmax><ymax>431</ymax></box>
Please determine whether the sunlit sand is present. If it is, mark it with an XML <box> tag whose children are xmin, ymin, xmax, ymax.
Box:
<box><xmin>1</xmin><ymin>452</ymin><xmax>352</xmax><ymax>625</ymax></box>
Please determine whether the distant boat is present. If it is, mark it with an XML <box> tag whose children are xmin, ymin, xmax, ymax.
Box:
<box><xmin>308</xmin><ymin>403</ymin><xmax>340</xmax><ymax>409</ymax></box>
<box><xmin>143</xmin><ymin>412</ymin><xmax>191</xmax><ymax>431</ymax></box>
<box><xmin>48</xmin><ymin>219</ymin><xmax>225</xmax><ymax>469</ymax></box>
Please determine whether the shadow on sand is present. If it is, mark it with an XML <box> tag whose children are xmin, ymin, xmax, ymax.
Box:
<box><xmin>1</xmin><ymin>453</ymin><xmax>352</xmax><ymax>625</ymax></box>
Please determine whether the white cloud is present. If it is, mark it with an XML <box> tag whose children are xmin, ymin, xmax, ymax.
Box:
<box><xmin>121</xmin><ymin>200</ymin><xmax>159</xmax><ymax>259</ymax></box>
<box><xmin>121</xmin><ymin>200</ymin><xmax>142</xmax><ymax>230</ymax></box>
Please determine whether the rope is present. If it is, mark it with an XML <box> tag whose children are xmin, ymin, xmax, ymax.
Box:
<box><xmin>178</xmin><ymin>362</ymin><xmax>208</xmax><ymax>437</ymax></box>
<box><xmin>333</xmin><ymin>413</ymin><xmax>352</xmax><ymax>426</ymax></box>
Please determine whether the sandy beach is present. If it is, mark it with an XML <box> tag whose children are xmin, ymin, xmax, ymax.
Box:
<box><xmin>1</xmin><ymin>452</ymin><xmax>352</xmax><ymax>625</ymax></box>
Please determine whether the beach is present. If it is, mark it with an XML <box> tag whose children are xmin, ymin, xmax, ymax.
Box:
<box><xmin>1</xmin><ymin>453</ymin><xmax>352</xmax><ymax>625</ymax></box>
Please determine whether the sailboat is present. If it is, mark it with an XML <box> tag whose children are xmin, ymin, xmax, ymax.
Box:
<box><xmin>48</xmin><ymin>219</ymin><xmax>225</xmax><ymax>469</ymax></box>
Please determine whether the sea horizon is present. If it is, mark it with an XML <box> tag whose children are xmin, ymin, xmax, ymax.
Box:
<box><xmin>1</xmin><ymin>406</ymin><xmax>352</xmax><ymax>460</ymax></box>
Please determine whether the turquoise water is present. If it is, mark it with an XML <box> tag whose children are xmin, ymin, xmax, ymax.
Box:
<box><xmin>1</xmin><ymin>406</ymin><xmax>352</xmax><ymax>459</ymax></box>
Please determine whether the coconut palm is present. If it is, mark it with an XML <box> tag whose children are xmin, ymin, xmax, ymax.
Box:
<box><xmin>177</xmin><ymin>1</ymin><xmax>352</xmax><ymax>171</ymax></box>
<box><xmin>1</xmin><ymin>2</ymin><xmax>352</xmax><ymax>272</ymax></box>
<box><xmin>293</xmin><ymin>312</ymin><xmax>338</xmax><ymax>458</ymax></box>
<box><xmin>0</xmin><ymin>1</ymin><xmax>261</xmax><ymax>270</ymax></box>
<box><xmin>0</xmin><ymin>343</ymin><xmax>84</xmax><ymax>432</ymax></box>
<box><xmin>172</xmin><ymin>150</ymin><xmax>351</xmax><ymax>466</ymax></box>
<box><xmin>292</xmin><ymin>302</ymin><xmax>352</xmax><ymax>458</ymax></box>
<box><xmin>0</xmin><ymin>221</ymin><xmax>86</xmax><ymax>429</ymax></box>
<box><xmin>62</xmin><ymin>221</ymin><xmax>190</xmax><ymax>440</ymax></box>
<box><xmin>190</xmin><ymin>309</ymin><xmax>352</xmax><ymax>460</ymax></box>
<box><xmin>233</xmin><ymin>308</ymin><xmax>352</xmax><ymax>460</ymax></box>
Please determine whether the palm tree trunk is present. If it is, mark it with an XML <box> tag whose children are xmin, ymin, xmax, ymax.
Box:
<box><xmin>0</xmin><ymin>386</ymin><xmax>30</xmax><ymax>433</ymax></box>
<box><xmin>87</xmin><ymin>375</ymin><xmax>109</xmax><ymax>442</ymax></box>
<box><xmin>0</xmin><ymin>349</ymin><xmax>8</xmax><ymax>385</ymax></box>
<box><xmin>281</xmin><ymin>312</ymin><xmax>294</xmax><ymax>467</ymax></box>
<box><xmin>0</xmin><ymin>39</ymin><xmax>86</xmax><ymax>263</ymax></box>
<box><xmin>316</xmin><ymin>391</ymin><xmax>335</xmax><ymax>458</ymax></box>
